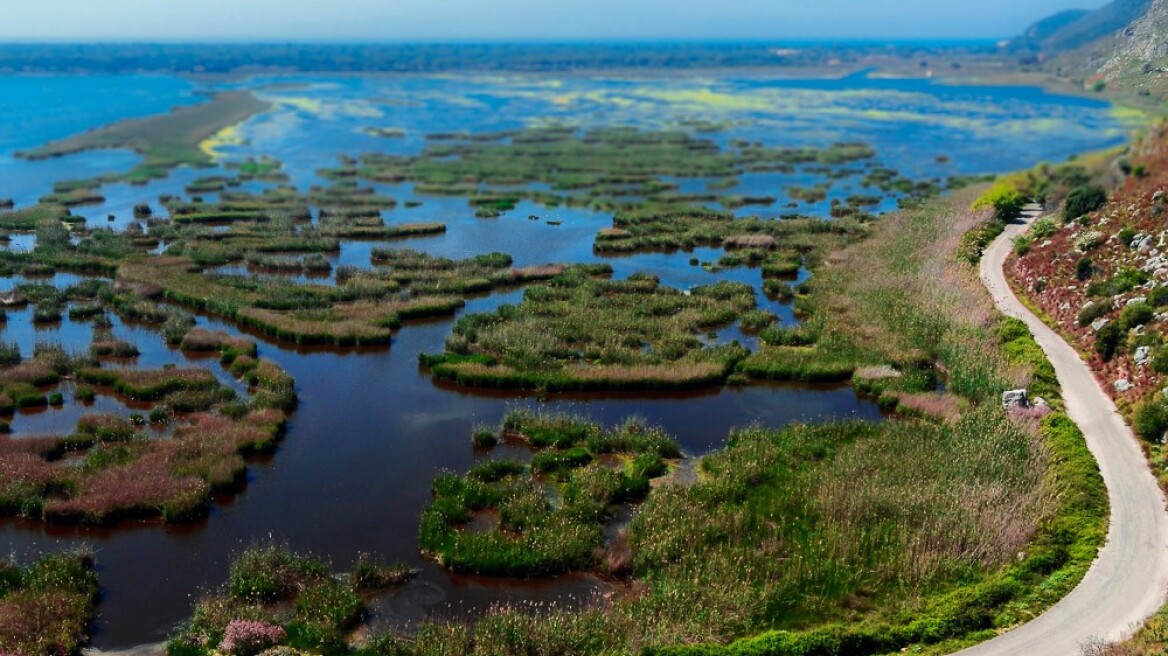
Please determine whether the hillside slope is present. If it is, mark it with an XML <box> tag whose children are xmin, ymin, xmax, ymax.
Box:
<box><xmin>1017</xmin><ymin>0</ymin><xmax>1151</xmax><ymax>56</ymax></box>
<box><xmin>1021</xmin><ymin>0</ymin><xmax>1168</xmax><ymax>99</ymax></box>
<box><xmin>1008</xmin><ymin>124</ymin><xmax>1168</xmax><ymax>456</ymax></box>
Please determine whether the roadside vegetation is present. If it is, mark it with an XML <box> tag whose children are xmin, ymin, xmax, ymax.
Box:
<box><xmin>1007</xmin><ymin>124</ymin><xmax>1168</xmax><ymax>485</ymax></box>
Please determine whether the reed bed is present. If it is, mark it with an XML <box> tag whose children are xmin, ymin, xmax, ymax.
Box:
<box><xmin>419</xmin><ymin>412</ymin><xmax>678</xmax><ymax>577</ymax></box>
<box><xmin>424</xmin><ymin>270</ymin><xmax>755</xmax><ymax>390</ymax></box>
<box><xmin>0</xmin><ymin>552</ymin><xmax>98</xmax><ymax>656</ymax></box>
<box><xmin>0</xmin><ymin>340</ymin><xmax>297</xmax><ymax>525</ymax></box>
<box><xmin>168</xmin><ymin>545</ymin><xmax>413</xmax><ymax>656</ymax></box>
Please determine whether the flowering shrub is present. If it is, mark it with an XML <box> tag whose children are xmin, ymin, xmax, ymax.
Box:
<box><xmin>219</xmin><ymin>619</ymin><xmax>286</xmax><ymax>656</ymax></box>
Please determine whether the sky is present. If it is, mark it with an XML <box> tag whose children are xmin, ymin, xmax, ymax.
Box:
<box><xmin>0</xmin><ymin>0</ymin><xmax>1113</xmax><ymax>42</ymax></box>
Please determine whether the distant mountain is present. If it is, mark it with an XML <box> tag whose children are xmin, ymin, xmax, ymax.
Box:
<box><xmin>1009</xmin><ymin>9</ymin><xmax>1092</xmax><ymax>52</ymax></box>
<box><xmin>1014</xmin><ymin>0</ymin><xmax>1153</xmax><ymax>57</ymax></box>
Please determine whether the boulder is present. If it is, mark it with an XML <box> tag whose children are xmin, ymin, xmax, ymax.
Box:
<box><xmin>1136</xmin><ymin>346</ymin><xmax>1152</xmax><ymax>366</ymax></box>
<box><xmin>1133</xmin><ymin>233</ymin><xmax>1154</xmax><ymax>251</ymax></box>
<box><xmin>1002</xmin><ymin>389</ymin><xmax>1029</xmax><ymax>410</ymax></box>
<box><xmin>1115</xmin><ymin>379</ymin><xmax>1134</xmax><ymax>392</ymax></box>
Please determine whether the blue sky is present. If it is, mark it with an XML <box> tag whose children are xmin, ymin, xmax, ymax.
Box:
<box><xmin>0</xmin><ymin>0</ymin><xmax>1112</xmax><ymax>41</ymax></box>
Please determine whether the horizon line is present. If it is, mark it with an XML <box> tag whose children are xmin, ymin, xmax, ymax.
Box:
<box><xmin>0</xmin><ymin>36</ymin><xmax>1008</xmax><ymax>46</ymax></box>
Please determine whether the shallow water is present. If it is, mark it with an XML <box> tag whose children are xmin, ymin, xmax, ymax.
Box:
<box><xmin>0</xmin><ymin>70</ymin><xmax>1133</xmax><ymax>647</ymax></box>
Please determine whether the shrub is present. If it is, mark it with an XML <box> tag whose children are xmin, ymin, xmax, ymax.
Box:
<box><xmin>1096</xmin><ymin>322</ymin><xmax>1125</xmax><ymax>361</ymax></box>
<box><xmin>1065</xmin><ymin>185</ymin><xmax>1107</xmax><ymax>221</ymax></box>
<box><xmin>1149</xmin><ymin>286</ymin><xmax>1168</xmax><ymax>308</ymax></box>
<box><xmin>1152</xmin><ymin>349</ymin><xmax>1168</xmax><ymax>375</ymax></box>
<box><xmin>1075</xmin><ymin>258</ymin><xmax>1094</xmax><ymax>281</ymax></box>
<box><xmin>1135</xmin><ymin>400</ymin><xmax>1168</xmax><ymax>441</ymax></box>
<box><xmin>1118</xmin><ymin>227</ymin><xmax>1137</xmax><ymax>247</ymax></box>
<box><xmin>1119</xmin><ymin>302</ymin><xmax>1155</xmax><ymax>331</ymax></box>
<box><xmin>1030</xmin><ymin>218</ymin><xmax>1058</xmax><ymax>240</ymax></box>
<box><xmin>1012</xmin><ymin>235</ymin><xmax>1031</xmax><ymax>257</ymax></box>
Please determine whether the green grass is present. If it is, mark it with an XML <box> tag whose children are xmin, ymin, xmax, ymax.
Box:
<box><xmin>423</xmin><ymin>269</ymin><xmax>757</xmax><ymax>390</ymax></box>
<box><xmin>419</xmin><ymin>412</ymin><xmax>678</xmax><ymax>577</ymax></box>
<box><xmin>169</xmin><ymin>545</ymin><xmax>412</xmax><ymax>656</ymax></box>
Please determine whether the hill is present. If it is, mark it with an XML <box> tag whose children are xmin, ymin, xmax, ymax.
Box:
<box><xmin>1023</xmin><ymin>0</ymin><xmax>1153</xmax><ymax>57</ymax></box>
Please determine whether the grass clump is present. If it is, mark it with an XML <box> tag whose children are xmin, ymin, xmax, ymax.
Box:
<box><xmin>169</xmin><ymin>545</ymin><xmax>413</xmax><ymax>656</ymax></box>
<box><xmin>419</xmin><ymin>412</ymin><xmax>678</xmax><ymax>577</ymax></box>
<box><xmin>424</xmin><ymin>270</ymin><xmax>755</xmax><ymax>391</ymax></box>
<box><xmin>0</xmin><ymin>551</ymin><xmax>99</xmax><ymax>656</ymax></box>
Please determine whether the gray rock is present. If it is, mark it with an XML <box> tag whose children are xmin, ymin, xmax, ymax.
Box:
<box><xmin>1115</xmin><ymin>379</ymin><xmax>1134</xmax><ymax>392</ymax></box>
<box><xmin>1002</xmin><ymin>389</ymin><xmax>1029</xmax><ymax>410</ymax></box>
<box><xmin>1092</xmin><ymin>318</ymin><xmax>1110</xmax><ymax>332</ymax></box>
<box><xmin>1033</xmin><ymin>397</ymin><xmax>1051</xmax><ymax>409</ymax></box>
<box><xmin>1132</xmin><ymin>233</ymin><xmax>1154</xmax><ymax>251</ymax></box>
<box><xmin>1145</xmin><ymin>255</ymin><xmax>1168</xmax><ymax>272</ymax></box>
<box><xmin>1136</xmin><ymin>346</ymin><xmax>1152</xmax><ymax>366</ymax></box>
<box><xmin>1128</xmin><ymin>297</ymin><xmax>1149</xmax><ymax>306</ymax></box>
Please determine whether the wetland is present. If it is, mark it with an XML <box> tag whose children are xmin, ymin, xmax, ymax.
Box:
<box><xmin>0</xmin><ymin>69</ymin><xmax>1133</xmax><ymax>653</ymax></box>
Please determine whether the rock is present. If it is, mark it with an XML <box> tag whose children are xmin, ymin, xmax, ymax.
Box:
<box><xmin>1115</xmin><ymin>379</ymin><xmax>1134</xmax><ymax>392</ymax></box>
<box><xmin>1002</xmin><ymin>389</ymin><xmax>1029</xmax><ymax>410</ymax></box>
<box><xmin>1127</xmin><ymin>296</ymin><xmax>1149</xmax><ymax>306</ymax></box>
<box><xmin>1137</xmin><ymin>346</ymin><xmax>1152</xmax><ymax>366</ymax></box>
<box><xmin>1154</xmin><ymin>189</ymin><xmax>1165</xmax><ymax>203</ymax></box>
<box><xmin>1033</xmin><ymin>397</ymin><xmax>1051</xmax><ymax>409</ymax></box>
<box><xmin>1075</xmin><ymin>230</ymin><xmax>1104</xmax><ymax>252</ymax></box>
<box><xmin>1144</xmin><ymin>255</ymin><xmax>1168</xmax><ymax>272</ymax></box>
<box><xmin>1133</xmin><ymin>233</ymin><xmax>1154</xmax><ymax>251</ymax></box>
<box><xmin>1092</xmin><ymin>318</ymin><xmax>1110</xmax><ymax>332</ymax></box>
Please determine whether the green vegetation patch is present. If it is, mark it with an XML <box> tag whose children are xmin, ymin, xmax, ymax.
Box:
<box><xmin>420</xmin><ymin>411</ymin><xmax>678</xmax><ymax>576</ymax></box>
<box><xmin>0</xmin><ymin>335</ymin><xmax>297</xmax><ymax>525</ymax></box>
<box><xmin>423</xmin><ymin>268</ymin><xmax>756</xmax><ymax>390</ymax></box>
<box><xmin>0</xmin><ymin>551</ymin><xmax>99</xmax><ymax>656</ymax></box>
<box><xmin>168</xmin><ymin>545</ymin><xmax>413</xmax><ymax>656</ymax></box>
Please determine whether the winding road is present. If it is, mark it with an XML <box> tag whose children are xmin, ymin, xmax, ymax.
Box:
<box><xmin>954</xmin><ymin>205</ymin><xmax>1168</xmax><ymax>655</ymax></box>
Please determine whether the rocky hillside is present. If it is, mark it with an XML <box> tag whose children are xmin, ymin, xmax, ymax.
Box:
<box><xmin>1015</xmin><ymin>0</ymin><xmax>1167</xmax><ymax>99</ymax></box>
<box><xmin>1008</xmin><ymin>123</ymin><xmax>1168</xmax><ymax>430</ymax></box>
